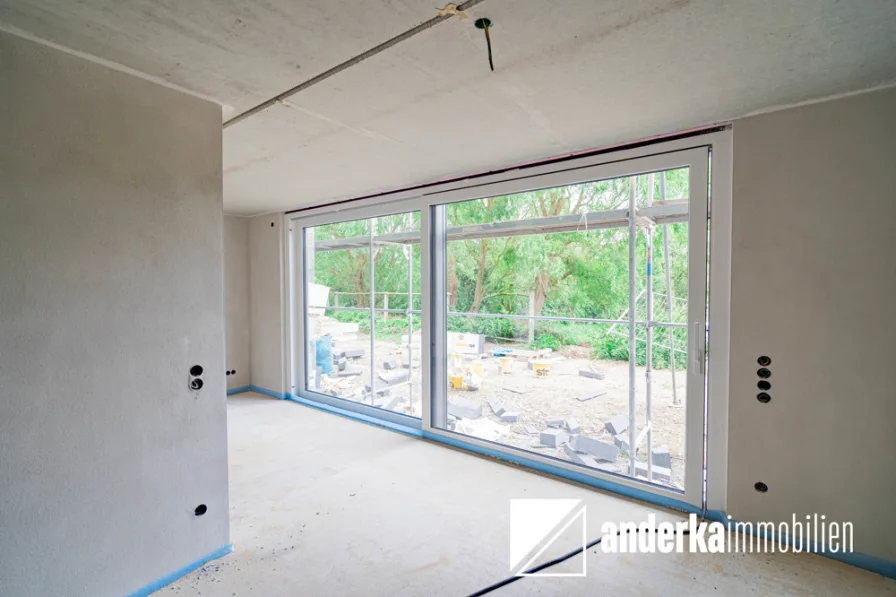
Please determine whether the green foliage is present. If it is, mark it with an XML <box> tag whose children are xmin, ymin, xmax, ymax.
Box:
<box><xmin>313</xmin><ymin>169</ymin><xmax>692</xmax><ymax>369</ymax></box>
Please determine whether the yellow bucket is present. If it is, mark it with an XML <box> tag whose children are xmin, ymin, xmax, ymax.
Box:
<box><xmin>499</xmin><ymin>357</ymin><xmax>512</xmax><ymax>374</ymax></box>
<box><xmin>533</xmin><ymin>361</ymin><xmax>551</xmax><ymax>378</ymax></box>
<box><xmin>449</xmin><ymin>375</ymin><xmax>465</xmax><ymax>390</ymax></box>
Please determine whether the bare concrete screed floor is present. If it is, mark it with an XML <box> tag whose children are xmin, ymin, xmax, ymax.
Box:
<box><xmin>166</xmin><ymin>394</ymin><xmax>896</xmax><ymax>596</ymax></box>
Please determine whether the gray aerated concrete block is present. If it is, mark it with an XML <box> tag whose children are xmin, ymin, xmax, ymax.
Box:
<box><xmin>546</xmin><ymin>417</ymin><xmax>564</xmax><ymax>428</ymax></box>
<box><xmin>566</xmin><ymin>418</ymin><xmax>581</xmax><ymax>434</ymax></box>
<box><xmin>651</xmin><ymin>447</ymin><xmax>672</xmax><ymax>469</ymax></box>
<box><xmin>563</xmin><ymin>443</ymin><xmax>599</xmax><ymax>467</ymax></box>
<box><xmin>373</xmin><ymin>394</ymin><xmax>400</xmax><ymax>411</ymax></box>
<box><xmin>605</xmin><ymin>416</ymin><xmax>628</xmax><ymax>436</ymax></box>
<box><xmin>613</xmin><ymin>433</ymin><xmax>632</xmax><ymax>454</ymax></box>
<box><xmin>448</xmin><ymin>397</ymin><xmax>482</xmax><ymax>419</ymax></box>
<box><xmin>578</xmin><ymin>369</ymin><xmax>606</xmax><ymax>380</ymax></box>
<box><xmin>635</xmin><ymin>461</ymin><xmax>672</xmax><ymax>483</ymax></box>
<box><xmin>488</xmin><ymin>397</ymin><xmax>505</xmax><ymax>416</ymax></box>
<box><xmin>500</xmin><ymin>412</ymin><xmax>519</xmax><ymax>423</ymax></box>
<box><xmin>539</xmin><ymin>428</ymin><xmax>568</xmax><ymax>447</ymax></box>
<box><xmin>383</xmin><ymin>359</ymin><xmax>397</xmax><ymax>370</ymax></box>
<box><xmin>344</xmin><ymin>349</ymin><xmax>366</xmax><ymax>358</ymax></box>
<box><xmin>379</xmin><ymin>370</ymin><xmax>410</xmax><ymax>386</ymax></box>
<box><xmin>573</xmin><ymin>435</ymin><xmax>619</xmax><ymax>462</ymax></box>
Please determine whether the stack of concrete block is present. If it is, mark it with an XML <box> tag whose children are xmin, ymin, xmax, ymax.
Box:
<box><xmin>572</xmin><ymin>435</ymin><xmax>619</xmax><ymax>462</ymax></box>
<box><xmin>605</xmin><ymin>416</ymin><xmax>628</xmax><ymax>436</ymax></box>
<box><xmin>447</xmin><ymin>396</ymin><xmax>482</xmax><ymax>419</ymax></box>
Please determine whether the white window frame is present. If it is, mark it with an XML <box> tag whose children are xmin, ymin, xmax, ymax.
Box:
<box><xmin>283</xmin><ymin>129</ymin><xmax>732</xmax><ymax>513</ymax></box>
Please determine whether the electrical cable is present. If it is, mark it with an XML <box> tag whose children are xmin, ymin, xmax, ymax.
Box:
<box><xmin>466</xmin><ymin>506</ymin><xmax>708</xmax><ymax>597</ymax></box>
<box><xmin>224</xmin><ymin>0</ymin><xmax>488</xmax><ymax>128</ymax></box>
<box><xmin>483</xmin><ymin>21</ymin><xmax>494</xmax><ymax>71</ymax></box>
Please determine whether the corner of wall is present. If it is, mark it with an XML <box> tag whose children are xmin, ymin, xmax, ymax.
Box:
<box><xmin>248</xmin><ymin>214</ymin><xmax>286</xmax><ymax>395</ymax></box>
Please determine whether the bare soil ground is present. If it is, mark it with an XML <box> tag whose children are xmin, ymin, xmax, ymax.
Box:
<box><xmin>317</xmin><ymin>335</ymin><xmax>688</xmax><ymax>489</ymax></box>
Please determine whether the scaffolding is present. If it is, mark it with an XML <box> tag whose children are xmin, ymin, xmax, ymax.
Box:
<box><xmin>306</xmin><ymin>173</ymin><xmax>688</xmax><ymax>484</ymax></box>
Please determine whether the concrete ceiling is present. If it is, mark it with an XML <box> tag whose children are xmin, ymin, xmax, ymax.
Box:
<box><xmin>2</xmin><ymin>0</ymin><xmax>895</xmax><ymax>215</ymax></box>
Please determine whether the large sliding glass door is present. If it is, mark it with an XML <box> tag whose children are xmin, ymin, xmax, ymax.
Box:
<box><xmin>289</xmin><ymin>143</ymin><xmax>713</xmax><ymax>508</ymax></box>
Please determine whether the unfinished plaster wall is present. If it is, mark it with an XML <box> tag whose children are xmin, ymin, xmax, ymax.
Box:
<box><xmin>0</xmin><ymin>30</ymin><xmax>229</xmax><ymax>596</ymax></box>
<box><xmin>729</xmin><ymin>86</ymin><xmax>896</xmax><ymax>563</ymax></box>
<box><xmin>249</xmin><ymin>214</ymin><xmax>285</xmax><ymax>395</ymax></box>
<box><xmin>224</xmin><ymin>215</ymin><xmax>251</xmax><ymax>390</ymax></box>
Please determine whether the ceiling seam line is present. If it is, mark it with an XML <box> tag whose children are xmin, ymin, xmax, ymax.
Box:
<box><xmin>223</xmin><ymin>0</ymin><xmax>487</xmax><ymax>129</ymax></box>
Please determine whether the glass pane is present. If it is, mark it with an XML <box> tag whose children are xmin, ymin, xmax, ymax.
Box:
<box><xmin>437</xmin><ymin>169</ymin><xmax>692</xmax><ymax>490</ymax></box>
<box><xmin>304</xmin><ymin>212</ymin><xmax>421</xmax><ymax>418</ymax></box>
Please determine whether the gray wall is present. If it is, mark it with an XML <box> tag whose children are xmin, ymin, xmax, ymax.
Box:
<box><xmin>249</xmin><ymin>214</ymin><xmax>285</xmax><ymax>395</ymax></box>
<box><xmin>224</xmin><ymin>216</ymin><xmax>250</xmax><ymax>390</ymax></box>
<box><xmin>0</xmin><ymin>30</ymin><xmax>229</xmax><ymax>596</ymax></box>
<box><xmin>728</xmin><ymin>86</ymin><xmax>896</xmax><ymax>562</ymax></box>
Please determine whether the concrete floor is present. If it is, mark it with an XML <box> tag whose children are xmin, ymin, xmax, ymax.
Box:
<box><xmin>167</xmin><ymin>393</ymin><xmax>895</xmax><ymax>596</ymax></box>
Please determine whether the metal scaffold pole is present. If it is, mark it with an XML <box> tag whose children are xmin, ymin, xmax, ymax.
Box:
<box><xmin>627</xmin><ymin>176</ymin><xmax>637</xmax><ymax>478</ymax></box>
<box><xmin>661</xmin><ymin>172</ymin><xmax>680</xmax><ymax>406</ymax></box>
<box><xmin>369</xmin><ymin>219</ymin><xmax>376</xmax><ymax>405</ymax></box>
<box><xmin>646</xmin><ymin>173</ymin><xmax>654</xmax><ymax>482</ymax></box>
<box><xmin>406</xmin><ymin>215</ymin><xmax>414</xmax><ymax>414</ymax></box>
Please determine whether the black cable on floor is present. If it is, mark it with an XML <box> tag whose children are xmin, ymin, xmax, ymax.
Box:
<box><xmin>466</xmin><ymin>512</ymin><xmax>705</xmax><ymax>597</ymax></box>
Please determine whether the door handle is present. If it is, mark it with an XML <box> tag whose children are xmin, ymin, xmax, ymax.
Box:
<box><xmin>692</xmin><ymin>322</ymin><xmax>704</xmax><ymax>374</ymax></box>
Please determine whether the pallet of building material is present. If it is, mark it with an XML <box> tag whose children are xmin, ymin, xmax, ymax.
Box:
<box><xmin>576</xmin><ymin>391</ymin><xmax>606</xmax><ymax>402</ymax></box>
<box><xmin>579</xmin><ymin>369</ymin><xmax>606</xmax><ymax>380</ymax></box>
